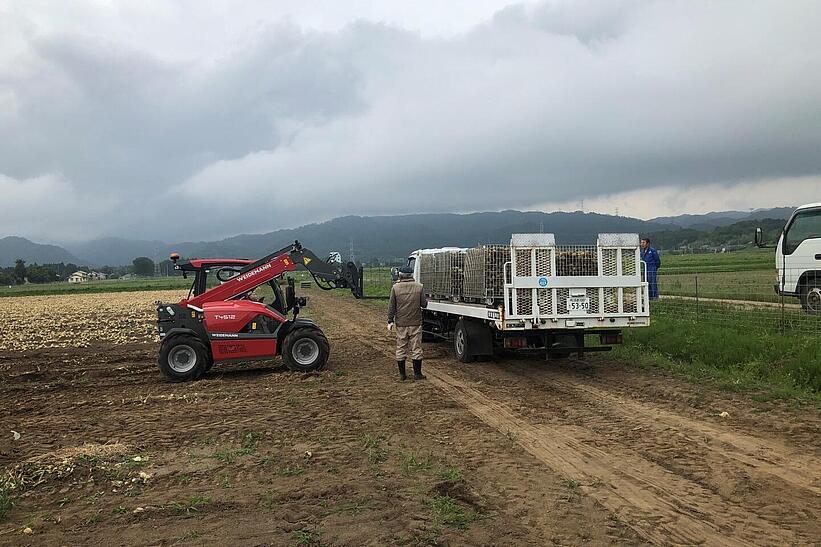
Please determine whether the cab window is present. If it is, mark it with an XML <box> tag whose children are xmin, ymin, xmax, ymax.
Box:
<box><xmin>784</xmin><ymin>209</ymin><xmax>821</xmax><ymax>255</ymax></box>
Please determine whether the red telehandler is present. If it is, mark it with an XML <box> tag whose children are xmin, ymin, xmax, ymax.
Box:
<box><xmin>155</xmin><ymin>241</ymin><xmax>363</xmax><ymax>381</ymax></box>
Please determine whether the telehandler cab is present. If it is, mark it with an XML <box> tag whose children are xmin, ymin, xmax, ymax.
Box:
<box><xmin>155</xmin><ymin>241</ymin><xmax>363</xmax><ymax>381</ymax></box>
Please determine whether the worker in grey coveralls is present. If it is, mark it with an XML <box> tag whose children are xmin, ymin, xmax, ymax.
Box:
<box><xmin>387</xmin><ymin>266</ymin><xmax>428</xmax><ymax>381</ymax></box>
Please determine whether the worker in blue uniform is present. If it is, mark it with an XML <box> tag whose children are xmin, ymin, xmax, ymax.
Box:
<box><xmin>640</xmin><ymin>238</ymin><xmax>661</xmax><ymax>300</ymax></box>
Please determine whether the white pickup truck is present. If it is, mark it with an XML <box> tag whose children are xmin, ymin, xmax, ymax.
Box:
<box><xmin>756</xmin><ymin>202</ymin><xmax>821</xmax><ymax>314</ymax></box>
<box><xmin>396</xmin><ymin>233</ymin><xmax>650</xmax><ymax>361</ymax></box>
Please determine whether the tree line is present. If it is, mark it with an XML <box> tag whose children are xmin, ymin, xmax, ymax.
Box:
<box><xmin>647</xmin><ymin>218</ymin><xmax>786</xmax><ymax>251</ymax></box>
<box><xmin>0</xmin><ymin>257</ymin><xmax>179</xmax><ymax>286</ymax></box>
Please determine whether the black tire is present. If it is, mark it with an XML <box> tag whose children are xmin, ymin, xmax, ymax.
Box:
<box><xmin>547</xmin><ymin>334</ymin><xmax>576</xmax><ymax>360</ymax></box>
<box><xmin>282</xmin><ymin>327</ymin><xmax>330</xmax><ymax>372</ymax></box>
<box><xmin>158</xmin><ymin>335</ymin><xmax>209</xmax><ymax>382</ymax></box>
<box><xmin>453</xmin><ymin>320</ymin><xmax>475</xmax><ymax>363</ymax></box>
<box><xmin>799</xmin><ymin>278</ymin><xmax>821</xmax><ymax>315</ymax></box>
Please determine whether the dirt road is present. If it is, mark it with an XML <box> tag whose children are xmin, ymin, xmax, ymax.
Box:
<box><xmin>0</xmin><ymin>289</ymin><xmax>818</xmax><ymax>546</ymax></box>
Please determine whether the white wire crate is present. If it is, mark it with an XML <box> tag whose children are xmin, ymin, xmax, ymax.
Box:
<box><xmin>463</xmin><ymin>245</ymin><xmax>509</xmax><ymax>304</ymax></box>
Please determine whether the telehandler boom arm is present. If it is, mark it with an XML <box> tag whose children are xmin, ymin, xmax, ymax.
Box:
<box><xmin>178</xmin><ymin>241</ymin><xmax>363</xmax><ymax>309</ymax></box>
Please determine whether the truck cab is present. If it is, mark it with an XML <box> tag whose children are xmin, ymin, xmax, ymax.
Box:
<box><xmin>757</xmin><ymin>202</ymin><xmax>821</xmax><ymax>314</ymax></box>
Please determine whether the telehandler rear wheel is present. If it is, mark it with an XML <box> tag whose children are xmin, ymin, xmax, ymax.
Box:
<box><xmin>158</xmin><ymin>335</ymin><xmax>208</xmax><ymax>381</ymax></box>
<box><xmin>282</xmin><ymin>327</ymin><xmax>330</xmax><ymax>372</ymax></box>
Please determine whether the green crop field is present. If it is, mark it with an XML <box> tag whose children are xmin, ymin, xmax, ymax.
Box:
<box><xmin>659</xmin><ymin>270</ymin><xmax>779</xmax><ymax>302</ymax></box>
<box><xmin>654</xmin><ymin>249</ymin><xmax>778</xmax><ymax>303</ymax></box>
<box><xmin>0</xmin><ymin>277</ymin><xmax>191</xmax><ymax>298</ymax></box>
<box><xmin>614</xmin><ymin>304</ymin><xmax>820</xmax><ymax>402</ymax></box>
<box><xmin>660</xmin><ymin>248</ymin><xmax>773</xmax><ymax>273</ymax></box>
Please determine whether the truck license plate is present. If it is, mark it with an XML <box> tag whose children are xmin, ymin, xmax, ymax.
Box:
<box><xmin>567</xmin><ymin>297</ymin><xmax>590</xmax><ymax>313</ymax></box>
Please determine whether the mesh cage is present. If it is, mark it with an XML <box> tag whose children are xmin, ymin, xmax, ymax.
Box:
<box><xmin>445</xmin><ymin>252</ymin><xmax>464</xmax><ymax>299</ymax></box>
<box><xmin>463</xmin><ymin>245</ymin><xmax>509</xmax><ymax>302</ymax></box>
<box><xmin>602</xmin><ymin>249</ymin><xmax>618</xmax><ymax>276</ymax></box>
<box><xmin>419</xmin><ymin>254</ymin><xmax>436</xmax><ymax>290</ymax></box>
<box><xmin>420</xmin><ymin>251</ymin><xmax>465</xmax><ymax>299</ymax></box>
<box><xmin>621</xmin><ymin>250</ymin><xmax>637</xmax><ymax>276</ymax></box>
<box><xmin>556</xmin><ymin>288</ymin><xmax>569</xmax><ymax>314</ymax></box>
<box><xmin>516</xmin><ymin>288</ymin><xmax>533</xmax><ymax>316</ymax></box>
<box><xmin>588</xmin><ymin>288</ymin><xmax>601</xmax><ymax>315</ymax></box>
<box><xmin>515</xmin><ymin>249</ymin><xmax>532</xmax><ymax>277</ymax></box>
<box><xmin>604</xmin><ymin>287</ymin><xmax>619</xmax><ymax>314</ymax></box>
<box><xmin>623</xmin><ymin>287</ymin><xmax>638</xmax><ymax>313</ymax></box>
<box><xmin>535</xmin><ymin>248</ymin><xmax>553</xmax><ymax>276</ymax></box>
<box><xmin>556</xmin><ymin>246</ymin><xmax>598</xmax><ymax>276</ymax></box>
<box><xmin>537</xmin><ymin>288</ymin><xmax>552</xmax><ymax>315</ymax></box>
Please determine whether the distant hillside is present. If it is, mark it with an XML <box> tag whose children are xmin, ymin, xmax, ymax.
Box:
<box><xmin>0</xmin><ymin>237</ymin><xmax>80</xmax><ymax>267</ymax></box>
<box><xmin>651</xmin><ymin>207</ymin><xmax>794</xmax><ymax>229</ymax></box>
<box><xmin>64</xmin><ymin>237</ymin><xmax>169</xmax><ymax>268</ymax></box>
<box><xmin>169</xmin><ymin>211</ymin><xmax>667</xmax><ymax>263</ymax></box>
<box><xmin>7</xmin><ymin>207</ymin><xmax>798</xmax><ymax>267</ymax></box>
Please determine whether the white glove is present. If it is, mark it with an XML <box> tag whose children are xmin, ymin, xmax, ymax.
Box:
<box><xmin>387</xmin><ymin>322</ymin><xmax>394</xmax><ymax>332</ymax></box>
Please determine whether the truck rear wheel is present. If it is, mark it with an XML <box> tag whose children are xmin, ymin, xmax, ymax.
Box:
<box><xmin>158</xmin><ymin>335</ymin><xmax>209</xmax><ymax>382</ymax></box>
<box><xmin>453</xmin><ymin>320</ymin><xmax>475</xmax><ymax>363</ymax></box>
<box><xmin>799</xmin><ymin>279</ymin><xmax>821</xmax><ymax>315</ymax></box>
<box><xmin>282</xmin><ymin>327</ymin><xmax>330</xmax><ymax>372</ymax></box>
<box><xmin>547</xmin><ymin>334</ymin><xmax>577</xmax><ymax>360</ymax></box>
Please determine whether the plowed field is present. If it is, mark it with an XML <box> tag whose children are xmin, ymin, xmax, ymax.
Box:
<box><xmin>0</xmin><ymin>289</ymin><xmax>818</xmax><ymax>546</ymax></box>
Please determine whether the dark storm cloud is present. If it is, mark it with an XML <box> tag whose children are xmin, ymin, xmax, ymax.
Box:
<box><xmin>1</xmin><ymin>1</ymin><xmax>820</xmax><ymax>241</ymax></box>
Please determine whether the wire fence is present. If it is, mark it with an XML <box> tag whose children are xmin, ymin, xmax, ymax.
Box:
<box><xmin>360</xmin><ymin>268</ymin><xmax>393</xmax><ymax>298</ymax></box>
<box><xmin>355</xmin><ymin>265</ymin><xmax>820</xmax><ymax>335</ymax></box>
<box><xmin>654</xmin><ymin>268</ymin><xmax>820</xmax><ymax>335</ymax></box>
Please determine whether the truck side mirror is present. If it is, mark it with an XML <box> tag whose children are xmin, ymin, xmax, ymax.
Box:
<box><xmin>754</xmin><ymin>227</ymin><xmax>764</xmax><ymax>247</ymax></box>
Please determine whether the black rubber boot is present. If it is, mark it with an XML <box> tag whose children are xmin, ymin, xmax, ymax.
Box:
<box><xmin>397</xmin><ymin>360</ymin><xmax>407</xmax><ymax>381</ymax></box>
<box><xmin>412</xmin><ymin>359</ymin><xmax>426</xmax><ymax>380</ymax></box>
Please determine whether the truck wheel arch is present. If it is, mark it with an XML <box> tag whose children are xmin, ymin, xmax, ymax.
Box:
<box><xmin>797</xmin><ymin>271</ymin><xmax>821</xmax><ymax>315</ymax></box>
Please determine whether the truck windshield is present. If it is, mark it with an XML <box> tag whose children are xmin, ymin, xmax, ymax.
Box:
<box><xmin>784</xmin><ymin>208</ymin><xmax>821</xmax><ymax>255</ymax></box>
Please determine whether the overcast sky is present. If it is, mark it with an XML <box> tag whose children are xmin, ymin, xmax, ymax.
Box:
<box><xmin>2</xmin><ymin>0</ymin><xmax>820</xmax><ymax>243</ymax></box>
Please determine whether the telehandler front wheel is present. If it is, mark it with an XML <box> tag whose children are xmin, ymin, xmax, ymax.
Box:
<box><xmin>282</xmin><ymin>327</ymin><xmax>330</xmax><ymax>372</ymax></box>
<box><xmin>158</xmin><ymin>335</ymin><xmax>209</xmax><ymax>381</ymax></box>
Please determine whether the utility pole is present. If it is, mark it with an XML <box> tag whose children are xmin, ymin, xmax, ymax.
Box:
<box><xmin>580</xmin><ymin>199</ymin><xmax>585</xmax><ymax>213</ymax></box>
<box><xmin>349</xmin><ymin>239</ymin><xmax>355</xmax><ymax>262</ymax></box>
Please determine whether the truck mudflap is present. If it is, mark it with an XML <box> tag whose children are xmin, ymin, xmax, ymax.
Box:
<box><xmin>461</xmin><ymin>320</ymin><xmax>493</xmax><ymax>357</ymax></box>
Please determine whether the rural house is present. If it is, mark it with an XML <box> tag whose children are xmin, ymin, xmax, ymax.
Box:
<box><xmin>68</xmin><ymin>271</ymin><xmax>107</xmax><ymax>283</ymax></box>
<box><xmin>68</xmin><ymin>271</ymin><xmax>89</xmax><ymax>283</ymax></box>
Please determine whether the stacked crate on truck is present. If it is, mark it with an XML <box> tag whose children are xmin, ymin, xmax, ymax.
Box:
<box><xmin>404</xmin><ymin>233</ymin><xmax>650</xmax><ymax>362</ymax></box>
<box><xmin>419</xmin><ymin>249</ymin><xmax>466</xmax><ymax>301</ymax></box>
<box><xmin>463</xmin><ymin>245</ymin><xmax>509</xmax><ymax>304</ymax></box>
